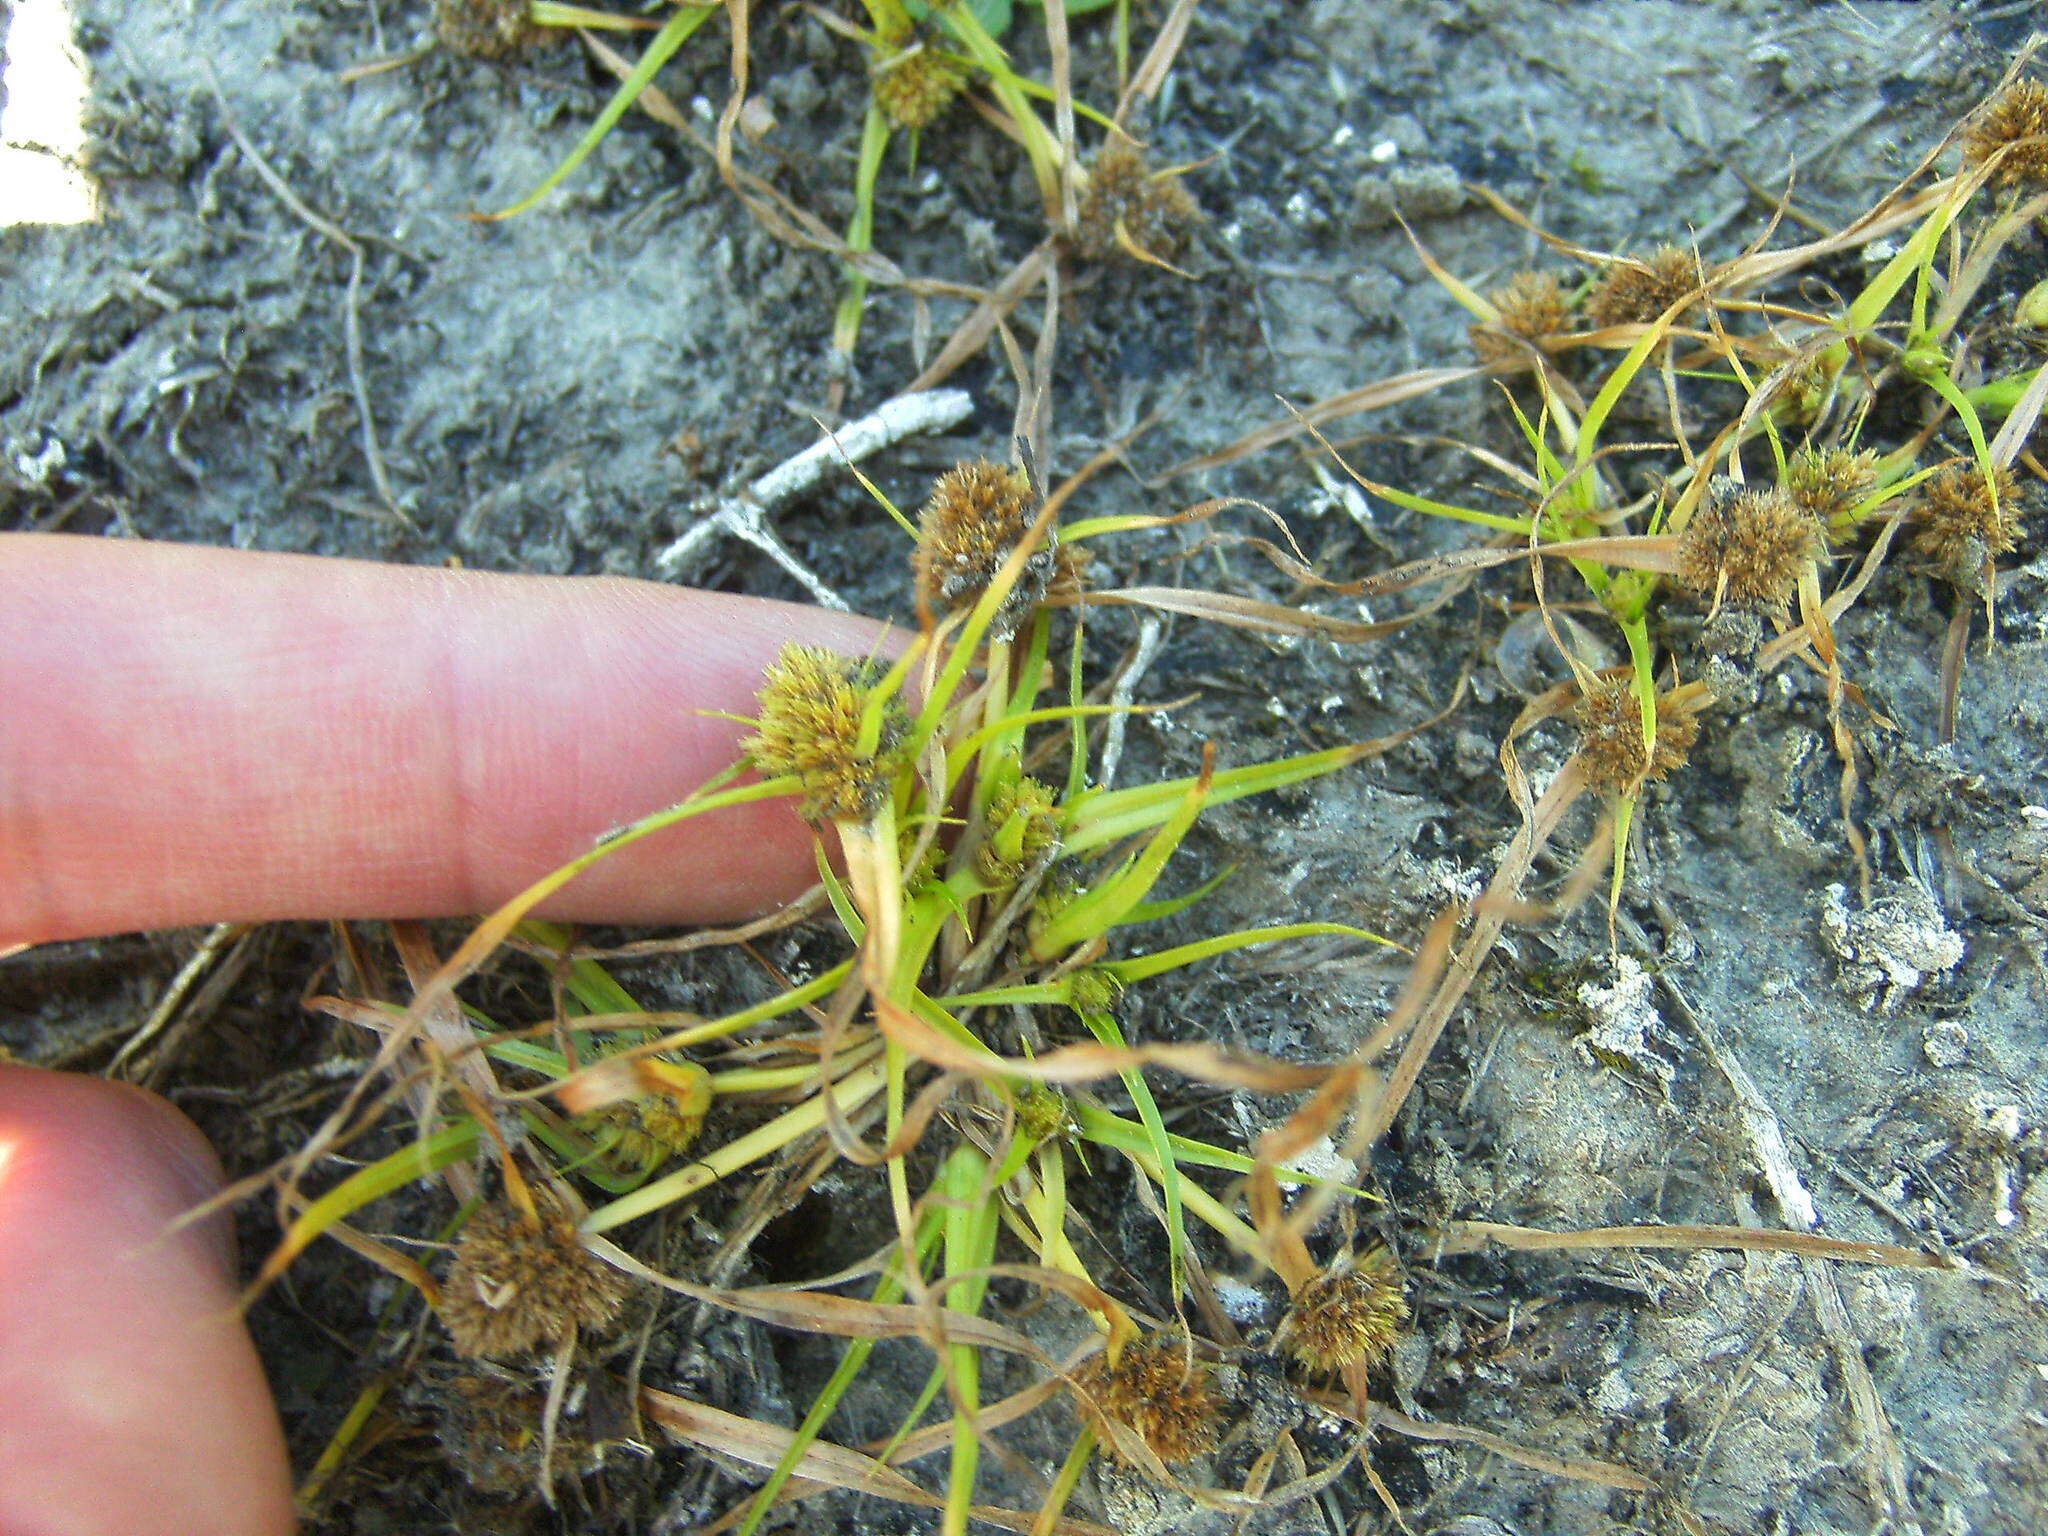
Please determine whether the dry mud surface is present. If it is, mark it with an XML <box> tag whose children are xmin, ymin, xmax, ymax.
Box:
<box><xmin>4</xmin><ymin>1</ymin><xmax>2048</xmax><ymax>1534</ymax></box>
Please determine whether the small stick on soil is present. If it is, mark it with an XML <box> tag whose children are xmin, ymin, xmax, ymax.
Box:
<box><xmin>1654</xmin><ymin>965</ymin><xmax>1920</xmax><ymax>1532</ymax></box>
<box><xmin>1097</xmin><ymin>616</ymin><xmax>1162</xmax><ymax>790</ymax></box>
<box><xmin>202</xmin><ymin>68</ymin><xmax>408</xmax><ymax>525</ymax></box>
<box><xmin>654</xmin><ymin>387</ymin><xmax>975</xmax><ymax>602</ymax></box>
<box><xmin>110</xmin><ymin>921</ymin><xmax>247</xmax><ymax>1079</ymax></box>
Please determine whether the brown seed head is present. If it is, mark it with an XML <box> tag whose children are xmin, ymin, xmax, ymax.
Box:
<box><xmin>1962</xmin><ymin>78</ymin><xmax>2048</xmax><ymax>192</ymax></box>
<box><xmin>1913</xmin><ymin>459</ymin><xmax>2023</xmax><ymax>589</ymax></box>
<box><xmin>1784</xmin><ymin>447</ymin><xmax>1880</xmax><ymax>529</ymax></box>
<box><xmin>871</xmin><ymin>29</ymin><xmax>966</xmax><ymax>131</ymax></box>
<box><xmin>1587</xmin><ymin>246</ymin><xmax>1707</xmax><ymax>329</ymax></box>
<box><xmin>1071</xmin><ymin>1336</ymin><xmax>1221</xmax><ymax>1465</ymax></box>
<box><xmin>1676</xmin><ymin>482</ymin><xmax>1826</xmax><ymax>610</ymax></box>
<box><xmin>435</xmin><ymin>0</ymin><xmax>553</xmax><ymax>59</ymax></box>
<box><xmin>1471</xmin><ymin>270</ymin><xmax>1572</xmax><ymax>369</ymax></box>
<box><xmin>1573</xmin><ymin>676</ymin><xmax>1701</xmax><ymax>797</ymax></box>
<box><xmin>744</xmin><ymin>644</ymin><xmax>908</xmax><ymax>821</ymax></box>
<box><xmin>914</xmin><ymin>460</ymin><xmax>1056</xmax><ymax>638</ymax></box>
<box><xmin>438</xmin><ymin>1199</ymin><xmax>631</xmax><ymax>1359</ymax></box>
<box><xmin>1282</xmin><ymin>1248</ymin><xmax>1408</xmax><ymax>1373</ymax></box>
<box><xmin>1074</xmin><ymin>140</ymin><xmax>1203</xmax><ymax>265</ymax></box>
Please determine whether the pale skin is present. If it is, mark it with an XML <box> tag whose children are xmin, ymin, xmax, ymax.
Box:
<box><xmin>0</xmin><ymin>534</ymin><xmax>887</xmax><ymax>1535</ymax></box>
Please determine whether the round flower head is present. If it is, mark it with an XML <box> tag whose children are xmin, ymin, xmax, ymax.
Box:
<box><xmin>1676</xmin><ymin>481</ymin><xmax>1826</xmax><ymax>611</ymax></box>
<box><xmin>1783</xmin><ymin>446</ymin><xmax>1879</xmax><ymax>529</ymax></box>
<box><xmin>1962</xmin><ymin>78</ymin><xmax>2048</xmax><ymax>193</ymax></box>
<box><xmin>872</xmin><ymin>27</ymin><xmax>966</xmax><ymax>131</ymax></box>
<box><xmin>913</xmin><ymin>461</ymin><xmax>1057</xmax><ymax>639</ymax></box>
<box><xmin>438</xmin><ymin>1196</ymin><xmax>631</xmax><ymax>1359</ymax></box>
<box><xmin>1281</xmin><ymin>1248</ymin><xmax>1409</xmax><ymax>1373</ymax></box>
<box><xmin>1573</xmin><ymin>675</ymin><xmax>1702</xmax><ymax>797</ymax></box>
<box><xmin>1071</xmin><ymin>1335</ymin><xmax>1221</xmax><ymax>1466</ymax></box>
<box><xmin>743</xmin><ymin>643</ymin><xmax>907</xmax><ymax>822</ymax></box>
<box><xmin>1588</xmin><ymin>246</ymin><xmax>1707</xmax><ymax>329</ymax></box>
<box><xmin>435</xmin><ymin>0</ymin><xmax>552</xmax><ymax>59</ymax></box>
<box><xmin>1472</xmin><ymin>270</ymin><xmax>1572</xmax><ymax>369</ymax></box>
<box><xmin>1074</xmin><ymin>139</ymin><xmax>1203</xmax><ymax>265</ymax></box>
<box><xmin>1913</xmin><ymin>459</ymin><xmax>2023</xmax><ymax>591</ymax></box>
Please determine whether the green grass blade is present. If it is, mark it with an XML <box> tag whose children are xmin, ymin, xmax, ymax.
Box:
<box><xmin>480</xmin><ymin>3</ymin><xmax>717</xmax><ymax>220</ymax></box>
<box><xmin>1072</xmin><ymin>1101</ymin><xmax>1364</xmax><ymax>1192</ymax></box>
<box><xmin>1108</xmin><ymin>921</ymin><xmax>1393</xmax><ymax>983</ymax></box>
<box><xmin>735</xmin><ymin>1211</ymin><xmax>946</xmax><ymax>1536</ymax></box>
<box><xmin>1063</xmin><ymin>743</ymin><xmax>1365</xmax><ymax>855</ymax></box>
<box><xmin>1032</xmin><ymin>771</ymin><xmax>1206</xmax><ymax>957</ymax></box>
<box><xmin>1078</xmin><ymin>1006</ymin><xmax>1186</xmax><ymax>1294</ymax></box>
<box><xmin>268</xmin><ymin>1119</ymin><xmax>481</xmax><ymax>1275</ymax></box>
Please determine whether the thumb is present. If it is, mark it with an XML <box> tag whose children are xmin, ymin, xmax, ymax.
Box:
<box><xmin>0</xmin><ymin>1063</ymin><xmax>295</xmax><ymax>1536</ymax></box>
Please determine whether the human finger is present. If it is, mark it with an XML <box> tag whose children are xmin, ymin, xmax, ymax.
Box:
<box><xmin>0</xmin><ymin>534</ymin><xmax>893</xmax><ymax>946</ymax></box>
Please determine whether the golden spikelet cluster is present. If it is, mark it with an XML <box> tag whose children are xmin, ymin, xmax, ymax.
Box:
<box><xmin>1573</xmin><ymin>676</ymin><xmax>1701</xmax><ymax>797</ymax></box>
<box><xmin>743</xmin><ymin>644</ymin><xmax>908</xmax><ymax>821</ymax></box>
<box><xmin>977</xmin><ymin>774</ymin><xmax>1061</xmax><ymax>883</ymax></box>
<box><xmin>1470</xmin><ymin>270</ymin><xmax>1573</xmax><ymax>369</ymax></box>
<box><xmin>1775</xmin><ymin>352</ymin><xmax>1841</xmax><ymax>424</ymax></box>
<box><xmin>1587</xmin><ymin>246</ymin><xmax>1707</xmax><ymax>329</ymax></box>
<box><xmin>1784</xmin><ymin>446</ymin><xmax>1879</xmax><ymax>529</ymax></box>
<box><xmin>1282</xmin><ymin>1249</ymin><xmax>1408</xmax><ymax>1373</ymax></box>
<box><xmin>871</xmin><ymin>29</ymin><xmax>967</xmax><ymax>131</ymax></box>
<box><xmin>1071</xmin><ymin>1337</ymin><xmax>1221</xmax><ymax>1466</ymax></box>
<box><xmin>914</xmin><ymin>460</ymin><xmax>1056</xmax><ymax>638</ymax></box>
<box><xmin>1676</xmin><ymin>482</ymin><xmax>1826</xmax><ymax>610</ymax></box>
<box><xmin>438</xmin><ymin>1198</ymin><xmax>632</xmax><ymax>1359</ymax></box>
<box><xmin>1015</xmin><ymin>1082</ymin><xmax>1072</xmax><ymax>1144</ymax></box>
<box><xmin>1913</xmin><ymin>459</ymin><xmax>2023</xmax><ymax>588</ymax></box>
<box><xmin>587</xmin><ymin>1058</ymin><xmax>709</xmax><ymax>1176</ymax></box>
<box><xmin>1962</xmin><ymin>78</ymin><xmax>2048</xmax><ymax>192</ymax></box>
<box><xmin>1073</xmin><ymin>140</ymin><xmax>1203</xmax><ymax>265</ymax></box>
<box><xmin>434</xmin><ymin>0</ymin><xmax>551</xmax><ymax>59</ymax></box>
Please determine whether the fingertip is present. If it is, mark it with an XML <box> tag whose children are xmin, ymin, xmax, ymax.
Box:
<box><xmin>0</xmin><ymin>536</ymin><xmax>905</xmax><ymax>941</ymax></box>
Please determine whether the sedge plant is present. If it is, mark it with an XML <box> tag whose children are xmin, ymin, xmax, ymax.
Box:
<box><xmin>267</xmin><ymin>432</ymin><xmax>1470</xmax><ymax>1526</ymax></box>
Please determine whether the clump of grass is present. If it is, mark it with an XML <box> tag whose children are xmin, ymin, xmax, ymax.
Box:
<box><xmin>1676</xmin><ymin>482</ymin><xmax>1827</xmax><ymax>611</ymax></box>
<box><xmin>1586</xmin><ymin>245</ymin><xmax>1706</xmax><ymax>328</ymax></box>
<box><xmin>1961</xmin><ymin>77</ymin><xmax>2048</xmax><ymax>191</ymax></box>
<box><xmin>438</xmin><ymin>1196</ymin><xmax>632</xmax><ymax>1359</ymax></box>
<box><xmin>1913</xmin><ymin>458</ymin><xmax>2023</xmax><ymax>588</ymax></box>
<box><xmin>1470</xmin><ymin>270</ymin><xmax>1573</xmax><ymax>368</ymax></box>
<box><xmin>742</xmin><ymin>644</ymin><xmax>908</xmax><ymax>822</ymax></box>
<box><xmin>1071</xmin><ymin>1336</ymin><xmax>1221</xmax><ymax>1465</ymax></box>
<box><xmin>1280</xmin><ymin>1248</ymin><xmax>1408</xmax><ymax>1374</ymax></box>
<box><xmin>1073</xmin><ymin>138</ymin><xmax>1203</xmax><ymax>265</ymax></box>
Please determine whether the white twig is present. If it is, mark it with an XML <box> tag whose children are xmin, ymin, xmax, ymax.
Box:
<box><xmin>655</xmin><ymin>388</ymin><xmax>974</xmax><ymax>604</ymax></box>
<box><xmin>1098</xmin><ymin>616</ymin><xmax>1163</xmax><ymax>790</ymax></box>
